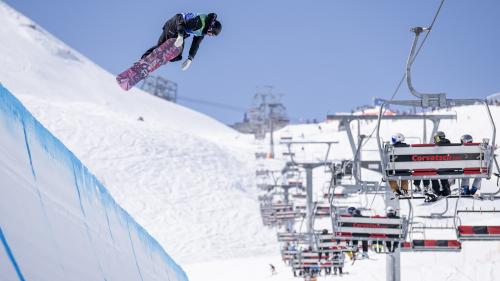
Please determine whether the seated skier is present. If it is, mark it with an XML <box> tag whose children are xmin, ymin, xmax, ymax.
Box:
<box><xmin>388</xmin><ymin>133</ymin><xmax>409</xmax><ymax>196</ymax></box>
<box><xmin>141</xmin><ymin>12</ymin><xmax>222</xmax><ymax>71</ymax></box>
<box><xmin>459</xmin><ymin>134</ymin><xmax>482</xmax><ymax>196</ymax></box>
<box><xmin>352</xmin><ymin>209</ymin><xmax>369</xmax><ymax>257</ymax></box>
<box><xmin>429</xmin><ymin>131</ymin><xmax>452</xmax><ymax>200</ymax></box>
<box><xmin>384</xmin><ymin>206</ymin><xmax>400</xmax><ymax>252</ymax></box>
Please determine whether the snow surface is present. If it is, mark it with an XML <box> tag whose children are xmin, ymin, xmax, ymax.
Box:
<box><xmin>0</xmin><ymin>85</ymin><xmax>187</xmax><ymax>281</ymax></box>
<box><xmin>1</xmin><ymin>1</ymin><xmax>500</xmax><ymax>280</ymax></box>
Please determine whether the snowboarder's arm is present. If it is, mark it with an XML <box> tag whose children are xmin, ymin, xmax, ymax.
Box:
<box><xmin>188</xmin><ymin>35</ymin><xmax>204</xmax><ymax>60</ymax></box>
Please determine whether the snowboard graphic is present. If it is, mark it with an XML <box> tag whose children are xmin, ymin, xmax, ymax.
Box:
<box><xmin>116</xmin><ymin>38</ymin><xmax>182</xmax><ymax>91</ymax></box>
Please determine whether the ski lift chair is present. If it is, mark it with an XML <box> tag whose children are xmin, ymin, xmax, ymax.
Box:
<box><xmin>314</xmin><ymin>205</ymin><xmax>331</xmax><ymax>218</ymax></box>
<box><xmin>455</xmin><ymin>208</ymin><xmax>500</xmax><ymax>240</ymax></box>
<box><xmin>400</xmin><ymin>240</ymin><xmax>461</xmax><ymax>252</ymax></box>
<box><xmin>376</xmin><ymin>26</ymin><xmax>497</xmax><ymax>198</ymax></box>
<box><xmin>457</xmin><ymin>226</ymin><xmax>500</xmax><ymax>240</ymax></box>
<box><xmin>400</xmin><ymin>194</ymin><xmax>463</xmax><ymax>252</ymax></box>
<box><xmin>281</xmin><ymin>247</ymin><xmax>298</xmax><ymax>263</ymax></box>
<box><xmin>277</xmin><ymin>232</ymin><xmax>311</xmax><ymax>243</ymax></box>
<box><xmin>292</xmin><ymin>251</ymin><xmax>344</xmax><ymax>277</ymax></box>
<box><xmin>381</xmin><ymin>140</ymin><xmax>494</xmax><ymax>182</ymax></box>
<box><xmin>271</xmin><ymin>203</ymin><xmax>294</xmax><ymax>210</ymax></box>
<box><xmin>292</xmin><ymin>193</ymin><xmax>307</xmax><ymax>200</ymax></box>
<box><xmin>316</xmin><ymin>233</ymin><xmax>354</xmax><ymax>253</ymax></box>
<box><xmin>275</xmin><ymin>211</ymin><xmax>302</xmax><ymax>221</ymax></box>
<box><xmin>331</xmin><ymin>214</ymin><xmax>408</xmax><ymax>254</ymax></box>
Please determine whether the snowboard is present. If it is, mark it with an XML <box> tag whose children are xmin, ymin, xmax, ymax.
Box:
<box><xmin>116</xmin><ymin>38</ymin><xmax>182</xmax><ymax>91</ymax></box>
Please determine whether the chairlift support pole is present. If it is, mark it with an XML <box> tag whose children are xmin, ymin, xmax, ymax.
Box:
<box><xmin>385</xmin><ymin>181</ymin><xmax>401</xmax><ymax>281</ymax></box>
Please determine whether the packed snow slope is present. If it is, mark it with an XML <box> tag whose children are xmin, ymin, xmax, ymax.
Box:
<box><xmin>0</xmin><ymin>1</ymin><xmax>277</xmax><ymax>265</ymax></box>
<box><xmin>0</xmin><ymin>84</ymin><xmax>187</xmax><ymax>281</ymax></box>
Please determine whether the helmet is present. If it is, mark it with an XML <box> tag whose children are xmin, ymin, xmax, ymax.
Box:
<box><xmin>391</xmin><ymin>133</ymin><xmax>405</xmax><ymax>144</ymax></box>
<box><xmin>207</xmin><ymin>20</ymin><xmax>222</xmax><ymax>36</ymax></box>
<box><xmin>386</xmin><ymin>206</ymin><xmax>396</xmax><ymax>215</ymax></box>
<box><xmin>347</xmin><ymin>206</ymin><xmax>356</xmax><ymax>215</ymax></box>
<box><xmin>460</xmin><ymin>134</ymin><xmax>473</xmax><ymax>144</ymax></box>
<box><xmin>433</xmin><ymin>131</ymin><xmax>446</xmax><ymax>143</ymax></box>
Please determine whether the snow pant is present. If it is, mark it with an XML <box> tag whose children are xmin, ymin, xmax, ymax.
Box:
<box><xmin>431</xmin><ymin>179</ymin><xmax>450</xmax><ymax>196</ymax></box>
<box><xmin>141</xmin><ymin>30</ymin><xmax>184</xmax><ymax>61</ymax></box>
<box><xmin>413</xmin><ymin>180</ymin><xmax>430</xmax><ymax>188</ymax></box>
<box><xmin>362</xmin><ymin>240</ymin><xmax>368</xmax><ymax>252</ymax></box>
<box><xmin>389</xmin><ymin>180</ymin><xmax>408</xmax><ymax>194</ymax></box>
<box><xmin>385</xmin><ymin>241</ymin><xmax>399</xmax><ymax>252</ymax></box>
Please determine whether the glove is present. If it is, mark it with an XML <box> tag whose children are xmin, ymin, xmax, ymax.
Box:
<box><xmin>174</xmin><ymin>35</ymin><xmax>184</xmax><ymax>47</ymax></box>
<box><xmin>181</xmin><ymin>58</ymin><xmax>192</xmax><ymax>71</ymax></box>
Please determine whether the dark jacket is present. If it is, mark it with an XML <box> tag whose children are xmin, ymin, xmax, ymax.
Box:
<box><xmin>159</xmin><ymin>13</ymin><xmax>216</xmax><ymax>61</ymax></box>
<box><xmin>141</xmin><ymin>13</ymin><xmax>216</xmax><ymax>61</ymax></box>
<box><xmin>435</xmin><ymin>138</ymin><xmax>451</xmax><ymax>145</ymax></box>
<box><xmin>393</xmin><ymin>141</ymin><xmax>409</xmax><ymax>147</ymax></box>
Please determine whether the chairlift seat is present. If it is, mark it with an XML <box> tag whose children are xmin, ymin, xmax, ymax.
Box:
<box><xmin>277</xmin><ymin>232</ymin><xmax>310</xmax><ymax>242</ymax></box>
<box><xmin>293</xmin><ymin>194</ymin><xmax>307</xmax><ymax>199</ymax></box>
<box><xmin>383</xmin><ymin>142</ymin><xmax>493</xmax><ymax>180</ymax></box>
<box><xmin>281</xmin><ymin>249</ymin><xmax>298</xmax><ymax>260</ymax></box>
<box><xmin>457</xmin><ymin>225</ymin><xmax>500</xmax><ymax>240</ymax></box>
<box><xmin>292</xmin><ymin>252</ymin><xmax>344</xmax><ymax>269</ymax></box>
<box><xmin>270</xmin><ymin>203</ymin><xmax>294</xmax><ymax>210</ymax></box>
<box><xmin>274</xmin><ymin>211</ymin><xmax>302</xmax><ymax>220</ymax></box>
<box><xmin>333</xmin><ymin>215</ymin><xmax>406</xmax><ymax>241</ymax></box>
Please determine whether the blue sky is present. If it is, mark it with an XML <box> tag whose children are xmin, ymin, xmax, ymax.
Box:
<box><xmin>5</xmin><ymin>0</ymin><xmax>500</xmax><ymax>124</ymax></box>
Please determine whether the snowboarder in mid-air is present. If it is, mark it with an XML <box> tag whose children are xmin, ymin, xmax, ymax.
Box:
<box><xmin>142</xmin><ymin>12</ymin><xmax>222</xmax><ymax>71</ymax></box>
<box><xmin>116</xmin><ymin>12</ymin><xmax>222</xmax><ymax>90</ymax></box>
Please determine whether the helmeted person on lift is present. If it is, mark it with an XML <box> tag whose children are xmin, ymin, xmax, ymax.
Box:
<box><xmin>352</xmin><ymin>209</ymin><xmax>369</xmax><ymax>257</ymax></box>
<box><xmin>385</xmin><ymin>206</ymin><xmax>400</xmax><ymax>252</ymax></box>
<box><xmin>459</xmin><ymin>134</ymin><xmax>482</xmax><ymax>196</ymax></box>
<box><xmin>389</xmin><ymin>133</ymin><xmax>409</xmax><ymax>196</ymax></box>
<box><xmin>429</xmin><ymin>131</ymin><xmax>452</xmax><ymax>200</ymax></box>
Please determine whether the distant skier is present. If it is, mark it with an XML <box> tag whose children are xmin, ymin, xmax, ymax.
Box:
<box><xmin>141</xmin><ymin>12</ymin><xmax>222</xmax><ymax>71</ymax></box>
<box><xmin>269</xmin><ymin>263</ymin><xmax>276</xmax><ymax>275</ymax></box>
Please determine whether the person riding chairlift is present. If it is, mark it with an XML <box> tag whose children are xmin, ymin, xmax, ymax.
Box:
<box><xmin>429</xmin><ymin>131</ymin><xmax>452</xmax><ymax>200</ymax></box>
<box><xmin>389</xmin><ymin>133</ymin><xmax>409</xmax><ymax>196</ymax></box>
<box><xmin>385</xmin><ymin>206</ymin><xmax>400</xmax><ymax>252</ymax></box>
<box><xmin>459</xmin><ymin>134</ymin><xmax>482</xmax><ymax>196</ymax></box>
<box><xmin>351</xmin><ymin>208</ymin><xmax>369</xmax><ymax>257</ymax></box>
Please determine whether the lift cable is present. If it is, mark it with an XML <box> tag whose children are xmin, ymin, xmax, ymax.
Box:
<box><xmin>177</xmin><ymin>95</ymin><xmax>246</xmax><ymax>112</ymax></box>
<box><xmin>358</xmin><ymin>0</ymin><xmax>446</xmax><ymax>151</ymax></box>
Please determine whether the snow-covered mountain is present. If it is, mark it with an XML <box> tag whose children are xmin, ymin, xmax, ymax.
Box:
<box><xmin>0</xmin><ymin>1</ymin><xmax>277</xmax><ymax>265</ymax></box>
